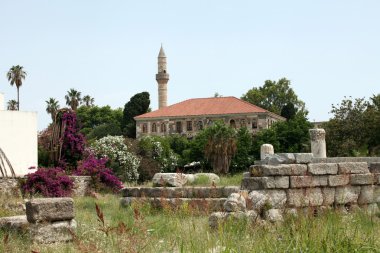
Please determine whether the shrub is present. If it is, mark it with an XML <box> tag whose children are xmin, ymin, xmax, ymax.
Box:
<box><xmin>22</xmin><ymin>167</ymin><xmax>74</xmax><ymax>197</ymax></box>
<box><xmin>75</xmin><ymin>155</ymin><xmax>123</xmax><ymax>193</ymax></box>
<box><xmin>139</xmin><ymin>136</ymin><xmax>179</xmax><ymax>173</ymax></box>
<box><xmin>91</xmin><ymin>136</ymin><xmax>140</xmax><ymax>182</ymax></box>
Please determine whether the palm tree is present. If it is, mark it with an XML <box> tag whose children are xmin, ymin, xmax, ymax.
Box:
<box><xmin>204</xmin><ymin>121</ymin><xmax>237</xmax><ymax>174</ymax></box>
<box><xmin>46</xmin><ymin>98</ymin><xmax>60</xmax><ymax>121</ymax></box>
<box><xmin>65</xmin><ymin>89</ymin><xmax>82</xmax><ymax>111</ymax></box>
<box><xmin>82</xmin><ymin>95</ymin><xmax>95</xmax><ymax>107</ymax></box>
<box><xmin>6</xmin><ymin>65</ymin><xmax>27</xmax><ymax>110</ymax></box>
<box><xmin>7</xmin><ymin>100</ymin><xmax>18</xmax><ymax>111</ymax></box>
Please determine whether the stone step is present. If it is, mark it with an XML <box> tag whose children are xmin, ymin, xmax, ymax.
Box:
<box><xmin>120</xmin><ymin>197</ymin><xmax>227</xmax><ymax>212</ymax></box>
<box><xmin>121</xmin><ymin>186</ymin><xmax>239</xmax><ymax>198</ymax></box>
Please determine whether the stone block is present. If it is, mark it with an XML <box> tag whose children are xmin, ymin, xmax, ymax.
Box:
<box><xmin>308</xmin><ymin>163</ymin><xmax>338</xmax><ymax>175</ymax></box>
<box><xmin>264</xmin><ymin>209</ymin><xmax>283</xmax><ymax>223</ymax></box>
<box><xmin>209</xmin><ymin>211</ymin><xmax>258</xmax><ymax>229</ymax></box>
<box><xmin>260</xmin><ymin>153</ymin><xmax>296</xmax><ymax>165</ymax></box>
<box><xmin>287</xmin><ymin>188</ymin><xmax>324</xmax><ymax>207</ymax></box>
<box><xmin>30</xmin><ymin>219</ymin><xmax>77</xmax><ymax>244</ymax></box>
<box><xmin>0</xmin><ymin>215</ymin><xmax>28</xmax><ymax>232</ymax></box>
<box><xmin>364</xmin><ymin>203</ymin><xmax>379</xmax><ymax>215</ymax></box>
<box><xmin>152</xmin><ymin>173</ymin><xmax>188</xmax><ymax>187</ymax></box>
<box><xmin>241</xmin><ymin>176</ymin><xmax>289</xmax><ymax>190</ymax></box>
<box><xmin>335</xmin><ymin>186</ymin><xmax>361</xmax><ymax>204</ymax></box>
<box><xmin>358</xmin><ymin>186</ymin><xmax>374</xmax><ymax>204</ymax></box>
<box><xmin>260</xmin><ymin>144</ymin><xmax>274</xmax><ymax>160</ymax></box>
<box><xmin>250</xmin><ymin>164</ymin><xmax>307</xmax><ymax>176</ymax></box>
<box><xmin>328</xmin><ymin>175</ymin><xmax>350</xmax><ymax>187</ymax></box>
<box><xmin>294</xmin><ymin>153</ymin><xmax>313</xmax><ymax>164</ymax></box>
<box><xmin>375</xmin><ymin>186</ymin><xmax>380</xmax><ymax>203</ymax></box>
<box><xmin>322</xmin><ymin>187</ymin><xmax>336</xmax><ymax>206</ymax></box>
<box><xmin>248</xmin><ymin>190</ymin><xmax>287</xmax><ymax>211</ymax></box>
<box><xmin>194</xmin><ymin>173</ymin><xmax>220</xmax><ymax>184</ymax></box>
<box><xmin>26</xmin><ymin>198</ymin><xmax>74</xmax><ymax>223</ymax></box>
<box><xmin>224</xmin><ymin>193</ymin><xmax>246</xmax><ymax>212</ymax></box>
<box><xmin>290</xmin><ymin>176</ymin><xmax>328</xmax><ymax>188</ymax></box>
<box><xmin>338</xmin><ymin>162</ymin><xmax>369</xmax><ymax>174</ymax></box>
<box><xmin>350</xmin><ymin>174</ymin><xmax>374</xmax><ymax>185</ymax></box>
<box><xmin>221</xmin><ymin>186</ymin><xmax>240</xmax><ymax>197</ymax></box>
<box><xmin>369</xmin><ymin>163</ymin><xmax>380</xmax><ymax>173</ymax></box>
<box><xmin>243</xmin><ymin>172</ymin><xmax>250</xmax><ymax>178</ymax></box>
<box><xmin>376</xmin><ymin>174</ymin><xmax>380</xmax><ymax>184</ymax></box>
<box><xmin>70</xmin><ymin>176</ymin><xmax>91</xmax><ymax>197</ymax></box>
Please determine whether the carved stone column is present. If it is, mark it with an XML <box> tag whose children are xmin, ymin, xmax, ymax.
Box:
<box><xmin>309</xmin><ymin>128</ymin><xmax>327</xmax><ymax>158</ymax></box>
<box><xmin>260</xmin><ymin>144</ymin><xmax>274</xmax><ymax>160</ymax></box>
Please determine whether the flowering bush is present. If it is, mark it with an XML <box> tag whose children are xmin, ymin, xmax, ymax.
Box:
<box><xmin>139</xmin><ymin>136</ymin><xmax>179</xmax><ymax>172</ymax></box>
<box><xmin>22</xmin><ymin>167</ymin><xmax>73</xmax><ymax>197</ymax></box>
<box><xmin>60</xmin><ymin>111</ymin><xmax>86</xmax><ymax>169</ymax></box>
<box><xmin>75</xmin><ymin>155</ymin><xmax>123</xmax><ymax>193</ymax></box>
<box><xmin>91</xmin><ymin>136</ymin><xmax>140</xmax><ymax>182</ymax></box>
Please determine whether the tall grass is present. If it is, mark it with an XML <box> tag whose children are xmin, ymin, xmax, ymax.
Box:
<box><xmin>0</xmin><ymin>194</ymin><xmax>379</xmax><ymax>252</ymax></box>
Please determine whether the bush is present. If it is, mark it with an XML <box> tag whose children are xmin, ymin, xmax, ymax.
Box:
<box><xmin>91</xmin><ymin>136</ymin><xmax>140</xmax><ymax>182</ymax></box>
<box><xmin>138</xmin><ymin>136</ymin><xmax>179</xmax><ymax>172</ymax></box>
<box><xmin>75</xmin><ymin>155</ymin><xmax>123</xmax><ymax>193</ymax></box>
<box><xmin>22</xmin><ymin>167</ymin><xmax>74</xmax><ymax>197</ymax></box>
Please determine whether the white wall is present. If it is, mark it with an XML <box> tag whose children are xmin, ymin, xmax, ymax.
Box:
<box><xmin>0</xmin><ymin>110</ymin><xmax>38</xmax><ymax>176</ymax></box>
<box><xmin>0</xmin><ymin>93</ymin><xmax>4</xmax><ymax>110</ymax></box>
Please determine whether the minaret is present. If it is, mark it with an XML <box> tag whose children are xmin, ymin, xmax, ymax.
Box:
<box><xmin>156</xmin><ymin>45</ymin><xmax>169</xmax><ymax>109</ymax></box>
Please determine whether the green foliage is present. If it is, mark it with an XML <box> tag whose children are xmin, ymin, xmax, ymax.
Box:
<box><xmin>280</xmin><ymin>102</ymin><xmax>297</xmax><ymax>119</ymax></box>
<box><xmin>242</xmin><ymin>78</ymin><xmax>306</xmax><ymax>115</ymax></box>
<box><xmin>204</xmin><ymin>121</ymin><xmax>237</xmax><ymax>174</ymax></box>
<box><xmin>138</xmin><ymin>135</ymin><xmax>179</xmax><ymax>173</ymax></box>
<box><xmin>76</xmin><ymin>105</ymin><xmax>123</xmax><ymax>137</ymax></box>
<box><xmin>252</xmin><ymin>114</ymin><xmax>312</xmax><ymax>158</ymax></box>
<box><xmin>86</xmin><ymin>123</ymin><xmax>122</xmax><ymax>141</ymax></box>
<box><xmin>324</xmin><ymin>95</ymin><xmax>380</xmax><ymax>157</ymax></box>
<box><xmin>231</xmin><ymin>127</ymin><xmax>254</xmax><ymax>173</ymax></box>
<box><xmin>123</xmin><ymin>92</ymin><xmax>150</xmax><ymax>138</ymax></box>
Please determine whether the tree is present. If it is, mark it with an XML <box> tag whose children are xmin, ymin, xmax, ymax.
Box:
<box><xmin>6</xmin><ymin>65</ymin><xmax>26</xmax><ymax>110</ymax></box>
<box><xmin>76</xmin><ymin>105</ymin><xmax>123</xmax><ymax>137</ymax></box>
<box><xmin>324</xmin><ymin>96</ymin><xmax>379</xmax><ymax>156</ymax></box>
<box><xmin>123</xmin><ymin>92</ymin><xmax>150</xmax><ymax>138</ymax></box>
<box><xmin>46</xmin><ymin>98</ymin><xmax>60</xmax><ymax>121</ymax></box>
<box><xmin>230</xmin><ymin>127</ymin><xmax>254</xmax><ymax>173</ymax></box>
<box><xmin>242</xmin><ymin>78</ymin><xmax>305</xmax><ymax>115</ymax></box>
<box><xmin>281</xmin><ymin>102</ymin><xmax>297</xmax><ymax>120</ymax></box>
<box><xmin>7</xmin><ymin>100</ymin><xmax>18</xmax><ymax>110</ymax></box>
<box><xmin>82</xmin><ymin>95</ymin><xmax>95</xmax><ymax>107</ymax></box>
<box><xmin>65</xmin><ymin>89</ymin><xmax>82</xmax><ymax>111</ymax></box>
<box><xmin>252</xmin><ymin>114</ymin><xmax>312</xmax><ymax>158</ymax></box>
<box><xmin>204</xmin><ymin>121</ymin><xmax>237</xmax><ymax>174</ymax></box>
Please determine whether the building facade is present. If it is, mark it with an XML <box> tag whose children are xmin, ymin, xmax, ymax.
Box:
<box><xmin>134</xmin><ymin>46</ymin><xmax>285</xmax><ymax>138</ymax></box>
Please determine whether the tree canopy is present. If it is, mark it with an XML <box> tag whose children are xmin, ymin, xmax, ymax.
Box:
<box><xmin>6</xmin><ymin>65</ymin><xmax>26</xmax><ymax>110</ymax></box>
<box><xmin>123</xmin><ymin>92</ymin><xmax>150</xmax><ymax>138</ymax></box>
<box><xmin>242</xmin><ymin>78</ymin><xmax>305</xmax><ymax>116</ymax></box>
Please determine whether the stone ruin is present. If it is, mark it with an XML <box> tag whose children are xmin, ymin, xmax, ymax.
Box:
<box><xmin>209</xmin><ymin>129</ymin><xmax>380</xmax><ymax>228</ymax></box>
<box><xmin>0</xmin><ymin>197</ymin><xmax>76</xmax><ymax>244</ymax></box>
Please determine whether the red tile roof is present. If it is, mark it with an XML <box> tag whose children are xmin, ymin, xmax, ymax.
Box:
<box><xmin>135</xmin><ymin>96</ymin><xmax>274</xmax><ymax>119</ymax></box>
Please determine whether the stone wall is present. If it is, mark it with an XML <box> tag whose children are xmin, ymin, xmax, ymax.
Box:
<box><xmin>0</xmin><ymin>178</ymin><xmax>21</xmax><ymax>198</ymax></box>
<box><xmin>243</xmin><ymin>162</ymin><xmax>380</xmax><ymax>210</ymax></box>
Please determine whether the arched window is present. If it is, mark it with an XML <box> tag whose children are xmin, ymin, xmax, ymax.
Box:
<box><xmin>151</xmin><ymin>123</ymin><xmax>157</xmax><ymax>133</ymax></box>
<box><xmin>160</xmin><ymin>123</ymin><xmax>166</xmax><ymax>133</ymax></box>
<box><xmin>252</xmin><ymin>119</ymin><xmax>258</xmax><ymax>129</ymax></box>
<box><xmin>142</xmin><ymin>123</ymin><xmax>148</xmax><ymax>133</ymax></box>
<box><xmin>197</xmin><ymin>121</ymin><xmax>203</xmax><ymax>130</ymax></box>
<box><xmin>230</xmin><ymin>119</ymin><xmax>236</xmax><ymax>128</ymax></box>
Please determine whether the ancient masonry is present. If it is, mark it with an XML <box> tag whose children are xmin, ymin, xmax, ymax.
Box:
<box><xmin>0</xmin><ymin>198</ymin><xmax>77</xmax><ymax>244</ymax></box>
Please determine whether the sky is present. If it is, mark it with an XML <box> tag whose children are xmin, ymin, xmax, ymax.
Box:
<box><xmin>0</xmin><ymin>0</ymin><xmax>379</xmax><ymax>130</ymax></box>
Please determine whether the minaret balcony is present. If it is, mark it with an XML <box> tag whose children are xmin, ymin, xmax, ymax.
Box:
<box><xmin>156</xmin><ymin>73</ymin><xmax>170</xmax><ymax>81</ymax></box>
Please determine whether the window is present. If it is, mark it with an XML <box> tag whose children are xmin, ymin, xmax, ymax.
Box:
<box><xmin>230</xmin><ymin>119</ymin><xmax>236</xmax><ymax>128</ymax></box>
<box><xmin>151</xmin><ymin>123</ymin><xmax>157</xmax><ymax>133</ymax></box>
<box><xmin>160</xmin><ymin>123</ymin><xmax>166</xmax><ymax>133</ymax></box>
<box><xmin>252</xmin><ymin>119</ymin><xmax>258</xmax><ymax>129</ymax></box>
<box><xmin>142</xmin><ymin>123</ymin><xmax>148</xmax><ymax>133</ymax></box>
<box><xmin>186</xmin><ymin>121</ymin><xmax>193</xmax><ymax>131</ymax></box>
<box><xmin>241</xmin><ymin>119</ymin><xmax>246</xmax><ymax>127</ymax></box>
<box><xmin>197</xmin><ymin>121</ymin><xmax>203</xmax><ymax>130</ymax></box>
<box><xmin>176</xmin><ymin>121</ymin><xmax>182</xmax><ymax>133</ymax></box>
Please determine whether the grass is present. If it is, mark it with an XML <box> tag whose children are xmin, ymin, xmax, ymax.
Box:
<box><xmin>1</xmin><ymin>194</ymin><xmax>379</xmax><ymax>252</ymax></box>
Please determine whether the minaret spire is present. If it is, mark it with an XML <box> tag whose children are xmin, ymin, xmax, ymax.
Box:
<box><xmin>156</xmin><ymin>44</ymin><xmax>169</xmax><ymax>109</ymax></box>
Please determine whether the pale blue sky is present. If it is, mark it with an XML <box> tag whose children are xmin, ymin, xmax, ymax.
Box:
<box><xmin>1</xmin><ymin>1</ymin><xmax>379</xmax><ymax>130</ymax></box>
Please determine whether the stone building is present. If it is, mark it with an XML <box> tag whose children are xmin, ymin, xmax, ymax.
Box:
<box><xmin>134</xmin><ymin>46</ymin><xmax>285</xmax><ymax>138</ymax></box>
